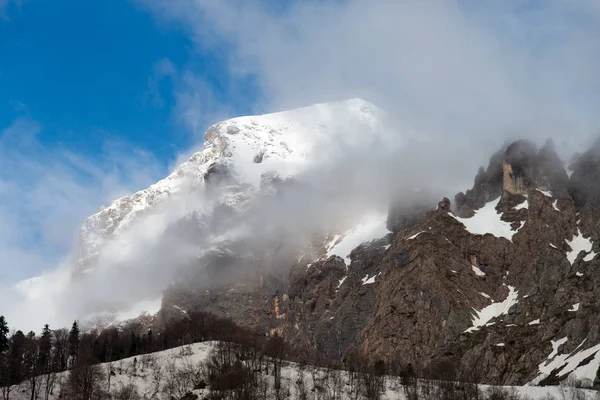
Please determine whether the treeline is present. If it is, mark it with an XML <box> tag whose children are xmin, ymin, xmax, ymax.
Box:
<box><xmin>0</xmin><ymin>312</ymin><xmax>590</xmax><ymax>400</ymax></box>
<box><xmin>0</xmin><ymin>311</ymin><xmax>273</xmax><ymax>400</ymax></box>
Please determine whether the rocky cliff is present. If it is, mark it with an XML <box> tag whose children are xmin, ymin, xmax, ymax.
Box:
<box><xmin>162</xmin><ymin>137</ymin><xmax>600</xmax><ymax>387</ymax></box>
<box><xmin>21</xmin><ymin>97</ymin><xmax>599</xmax><ymax>386</ymax></box>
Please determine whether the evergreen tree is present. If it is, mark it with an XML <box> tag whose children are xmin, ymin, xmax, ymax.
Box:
<box><xmin>38</xmin><ymin>325</ymin><xmax>52</xmax><ymax>372</ymax></box>
<box><xmin>0</xmin><ymin>316</ymin><xmax>9</xmax><ymax>399</ymax></box>
<box><xmin>68</xmin><ymin>321</ymin><xmax>80</xmax><ymax>366</ymax></box>
<box><xmin>0</xmin><ymin>316</ymin><xmax>8</xmax><ymax>354</ymax></box>
<box><xmin>23</xmin><ymin>332</ymin><xmax>39</xmax><ymax>400</ymax></box>
<box><xmin>147</xmin><ymin>328</ymin><xmax>153</xmax><ymax>353</ymax></box>
<box><xmin>8</xmin><ymin>330</ymin><xmax>25</xmax><ymax>385</ymax></box>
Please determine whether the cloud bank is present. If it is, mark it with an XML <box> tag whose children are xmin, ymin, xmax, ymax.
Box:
<box><xmin>4</xmin><ymin>0</ymin><xmax>600</xmax><ymax>331</ymax></box>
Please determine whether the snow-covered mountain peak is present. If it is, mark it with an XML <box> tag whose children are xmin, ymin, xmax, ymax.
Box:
<box><xmin>75</xmin><ymin>98</ymin><xmax>388</xmax><ymax>271</ymax></box>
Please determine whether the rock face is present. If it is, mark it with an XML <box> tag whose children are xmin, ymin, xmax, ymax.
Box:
<box><xmin>162</xmin><ymin>137</ymin><xmax>600</xmax><ymax>387</ymax></box>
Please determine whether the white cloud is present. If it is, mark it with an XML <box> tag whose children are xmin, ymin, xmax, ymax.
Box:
<box><xmin>5</xmin><ymin>0</ymin><xmax>600</xmax><ymax>331</ymax></box>
<box><xmin>0</xmin><ymin>117</ymin><xmax>166</xmax><ymax>284</ymax></box>
<box><xmin>138</xmin><ymin>0</ymin><xmax>600</xmax><ymax>158</ymax></box>
<box><xmin>144</xmin><ymin>58</ymin><xmax>177</xmax><ymax>108</ymax></box>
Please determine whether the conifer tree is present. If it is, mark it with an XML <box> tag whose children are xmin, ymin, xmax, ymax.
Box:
<box><xmin>23</xmin><ymin>331</ymin><xmax>40</xmax><ymax>400</ymax></box>
<box><xmin>68</xmin><ymin>321</ymin><xmax>80</xmax><ymax>367</ymax></box>
<box><xmin>0</xmin><ymin>316</ymin><xmax>8</xmax><ymax>354</ymax></box>
<box><xmin>38</xmin><ymin>325</ymin><xmax>52</xmax><ymax>371</ymax></box>
<box><xmin>9</xmin><ymin>330</ymin><xmax>25</xmax><ymax>385</ymax></box>
<box><xmin>0</xmin><ymin>316</ymin><xmax>10</xmax><ymax>400</ymax></box>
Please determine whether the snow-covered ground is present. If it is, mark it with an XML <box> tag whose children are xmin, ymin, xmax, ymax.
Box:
<box><xmin>5</xmin><ymin>342</ymin><xmax>600</xmax><ymax>400</ymax></box>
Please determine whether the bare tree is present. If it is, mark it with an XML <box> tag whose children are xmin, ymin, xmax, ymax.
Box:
<box><xmin>63</xmin><ymin>357</ymin><xmax>106</xmax><ymax>400</ymax></box>
<box><xmin>42</xmin><ymin>369</ymin><xmax>58</xmax><ymax>400</ymax></box>
<box><xmin>111</xmin><ymin>382</ymin><xmax>141</xmax><ymax>400</ymax></box>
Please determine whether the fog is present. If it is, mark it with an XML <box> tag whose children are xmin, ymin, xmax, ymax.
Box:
<box><xmin>3</xmin><ymin>0</ymin><xmax>600</xmax><ymax>332</ymax></box>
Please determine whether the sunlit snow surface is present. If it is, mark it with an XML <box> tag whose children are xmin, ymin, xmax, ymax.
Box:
<box><xmin>6</xmin><ymin>342</ymin><xmax>600</xmax><ymax>399</ymax></box>
<box><xmin>451</xmin><ymin>198</ymin><xmax>520</xmax><ymax>241</ymax></box>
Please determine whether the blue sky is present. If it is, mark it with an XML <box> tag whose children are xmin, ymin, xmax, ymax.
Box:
<box><xmin>0</xmin><ymin>0</ymin><xmax>256</xmax><ymax>160</ymax></box>
<box><xmin>1</xmin><ymin>0</ymin><xmax>600</xmax><ymax>284</ymax></box>
<box><xmin>0</xmin><ymin>0</ymin><xmax>260</xmax><ymax>282</ymax></box>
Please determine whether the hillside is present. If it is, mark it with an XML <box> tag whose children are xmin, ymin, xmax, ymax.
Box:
<box><xmin>4</xmin><ymin>342</ymin><xmax>598</xmax><ymax>400</ymax></box>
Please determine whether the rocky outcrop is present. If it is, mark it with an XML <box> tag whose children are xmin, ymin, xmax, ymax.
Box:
<box><xmin>456</xmin><ymin>140</ymin><xmax>568</xmax><ymax>218</ymax></box>
<box><xmin>160</xmin><ymin>138</ymin><xmax>600</xmax><ymax>386</ymax></box>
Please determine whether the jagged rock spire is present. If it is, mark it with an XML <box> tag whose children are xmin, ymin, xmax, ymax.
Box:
<box><xmin>455</xmin><ymin>139</ymin><xmax>568</xmax><ymax>217</ymax></box>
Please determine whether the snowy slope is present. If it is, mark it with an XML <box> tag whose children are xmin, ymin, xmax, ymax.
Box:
<box><xmin>76</xmin><ymin>98</ymin><xmax>390</xmax><ymax>271</ymax></box>
<box><xmin>5</xmin><ymin>342</ymin><xmax>599</xmax><ymax>400</ymax></box>
<box><xmin>9</xmin><ymin>98</ymin><xmax>401</xmax><ymax>330</ymax></box>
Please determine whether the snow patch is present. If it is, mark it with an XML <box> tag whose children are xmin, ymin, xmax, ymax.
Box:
<box><xmin>479</xmin><ymin>292</ymin><xmax>491</xmax><ymax>299</ymax></box>
<box><xmin>568</xmin><ymin>303</ymin><xmax>580</xmax><ymax>312</ymax></box>
<box><xmin>327</xmin><ymin>213</ymin><xmax>390</xmax><ymax>265</ymax></box>
<box><xmin>451</xmin><ymin>198</ymin><xmax>520</xmax><ymax>241</ymax></box>
<box><xmin>576</xmin><ymin>271</ymin><xmax>583</xmax><ymax>277</ymax></box>
<box><xmin>361</xmin><ymin>272</ymin><xmax>381</xmax><ymax>285</ymax></box>
<box><xmin>552</xmin><ymin>200</ymin><xmax>560</xmax><ymax>211</ymax></box>
<box><xmin>515</xmin><ymin>199</ymin><xmax>528</xmax><ymax>210</ymax></box>
<box><xmin>472</xmin><ymin>265</ymin><xmax>486</xmax><ymax>276</ymax></box>
<box><xmin>566</xmin><ymin>229</ymin><xmax>594</xmax><ymax>264</ymax></box>
<box><xmin>528</xmin><ymin>319</ymin><xmax>541</xmax><ymax>325</ymax></box>
<box><xmin>538</xmin><ymin>190</ymin><xmax>552</xmax><ymax>198</ymax></box>
<box><xmin>407</xmin><ymin>231</ymin><xmax>426</xmax><ymax>240</ymax></box>
<box><xmin>464</xmin><ymin>285</ymin><xmax>518</xmax><ymax>333</ymax></box>
<box><xmin>530</xmin><ymin>337</ymin><xmax>600</xmax><ymax>386</ymax></box>
<box><xmin>567</xmin><ymin>345</ymin><xmax>600</xmax><ymax>384</ymax></box>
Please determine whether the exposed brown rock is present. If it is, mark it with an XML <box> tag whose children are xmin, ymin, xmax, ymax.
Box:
<box><xmin>161</xmin><ymin>138</ymin><xmax>600</xmax><ymax>386</ymax></box>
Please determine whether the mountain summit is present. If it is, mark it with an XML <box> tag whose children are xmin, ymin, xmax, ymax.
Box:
<box><xmin>75</xmin><ymin>98</ymin><xmax>388</xmax><ymax>274</ymax></box>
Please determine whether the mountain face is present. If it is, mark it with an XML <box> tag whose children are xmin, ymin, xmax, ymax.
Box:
<box><xmin>22</xmin><ymin>99</ymin><xmax>600</xmax><ymax>387</ymax></box>
<box><xmin>158</xmin><ymin>137</ymin><xmax>600</xmax><ymax>387</ymax></box>
<box><xmin>74</xmin><ymin>98</ymin><xmax>389</xmax><ymax>274</ymax></box>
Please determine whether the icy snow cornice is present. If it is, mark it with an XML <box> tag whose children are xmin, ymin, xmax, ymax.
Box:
<box><xmin>75</xmin><ymin>98</ymin><xmax>390</xmax><ymax>271</ymax></box>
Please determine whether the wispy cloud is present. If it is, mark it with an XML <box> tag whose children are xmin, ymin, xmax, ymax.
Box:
<box><xmin>5</xmin><ymin>0</ymin><xmax>600</xmax><ymax>331</ymax></box>
<box><xmin>138</xmin><ymin>0</ymin><xmax>600</xmax><ymax>157</ymax></box>
<box><xmin>144</xmin><ymin>58</ymin><xmax>177</xmax><ymax>108</ymax></box>
<box><xmin>0</xmin><ymin>116</ymin><xmax>166</xmax><ymax>284</ymax></box>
